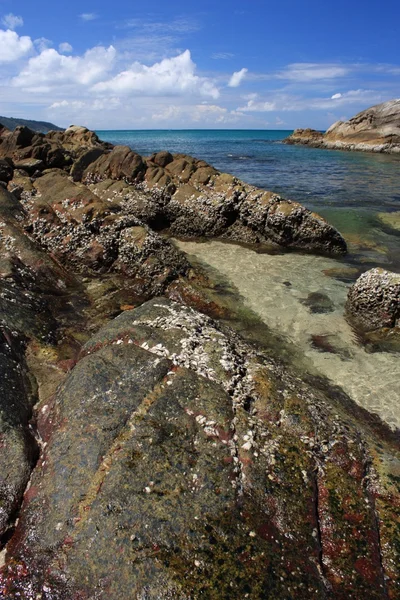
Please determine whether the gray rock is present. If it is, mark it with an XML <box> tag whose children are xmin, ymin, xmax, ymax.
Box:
<box><xmin>346</xmin><ymin>267</ymin><xmax>400</xmax><ymax>331</ymax></box>
<box><xmin>284</xmin><ymin>99</ymin><xmax>400</xmax><ymax>154</ymax></box>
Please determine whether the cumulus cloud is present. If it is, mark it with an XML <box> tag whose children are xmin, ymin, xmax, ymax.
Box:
<box><xmin>331</xmin><ymin>93</ymin><xmax>342</xmax><ymax>99</ymax></box>
<box><xmin>79</xmin><ymin>13</ymin><xmax>98</xmax><ymax>22</ymax></box>
<box><xmin>59</xmin><ymin>42</ymin><xmax>73</xmax><ymax>53</ymax></box>
<box><xmin>0</xmin><ymin>29</ymin><xmax>33</xmax><ymax>63</ymax></box>
<box><xmin>12</xmin><ymin>45</ymin><xmax>117</xmax><ymax>91</ymax></box>
<box><xmin>228</xmin><ymin>68</ymin><xmax>248</xmax><ymax>88</ymax></box>
<box><xmin>151</xmin><ymin>103</ymin><xmax>242</xmax><ymax>125</ymax></box>
<box><xmin>2</xmin><ymin>14</ymin><xmax>23</xmax><ymax>30</ymax></box>
<box><xmin>238</xmin><ymin>99</ymin><xmax>277</xmax><ymax>112</ymax></box>
<box><xmin>93</xmin><ymin>50</ymin><xmax>219</xmax><ymax>99</ymax></box>
<box><xmin>278</xmin><ymin>63</ymin><xmax>349</xmax><ymax>81</ymax></box>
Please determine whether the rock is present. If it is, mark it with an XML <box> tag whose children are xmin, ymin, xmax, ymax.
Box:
<box><xmin>0</xmin><ymin>159</ymin><xmax>13</xmax><ymax>183</ymax></box>
<box><xmin>20</xmin><ymin>171</ymin><xmax>189</xmax><ymax>295</ymax></box>
<box><xmin>83</xmin><ymin>145</ymin><xmax>146</xmax><ymax>183</ymax></box>
<box><xmin>284</xmin><ymin>99</ymin><xmax>400</xmax><ymax>154</ymax></box>
<box><xmin>0</xmin><ymin>123</ymin><xmax>347</xmax><ymax>256</ymax></box>
<box><xmin>0</xmin><ymin>329</ymin><xmax>38</xmax><ymax>539</ymax></box>
<box><xmin>301</xmin><ymin>291</ymin><xmax>335</xmax><ymax>314</ymax></box>
<box><xmin>376</xmin><ymin>211</ymin><xmax>400</xmax><ymax>234</ymax></box>
<box><xmin>148</xmin><ymin>150</ymin><xmax>174</xmax><ymax>168</ymax></box>
<box><xmin>46</xmin><ymin>125</ymin><xmax>109</xmax><ymax>154</ymax></box>
<box><xmin>13</xmin><ymin>158</ymin><xmax>44</xmax><ymax>174</ymax></box>
<box><xmin>70</xmin><ymin>147</ymin><xmax>105</xmax><ymax>182</ymax></box>
<box><xmin>346</xmin><ymin>267</ymin><xmax>400</xmax><ymax>331</ymax></box>
<box><xmin>0</xmin><ymin>298</ymin><xmax>399</xmax><ymax>598</ymax></box>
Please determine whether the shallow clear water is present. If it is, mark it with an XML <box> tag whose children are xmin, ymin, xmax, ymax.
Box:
<box><xmin>176</xmin><ymin>240</ymin><xmax>400</xmax><ymax>430</ymax></box>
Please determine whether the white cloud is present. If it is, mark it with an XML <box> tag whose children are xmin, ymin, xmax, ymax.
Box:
<box><xmin>122</xmin><ymin>17</ymin><xmax>199</xmax><ymax>34</ymax></box>
<box><xmin>228</xmin><ymin>68</ymin><xmax>248</xmax><ymax>88</ymax></box>
<box><xmin>211</xmin><ymin>52</ymin><xmax>234</xmax><ymax>60</ymax></box>
<box><xmin>59</xmin><ymin>42</ymin><xmax>73</xmax><ymax>53</ymax></box>
<box><xmin>0</xmin><ymin>29</ymin><xmax>33</xmax><ymax>63</ymax></box>
<box><xmin>13</xmin><ymin>45</ymin><xmax>117</xmax><ymax>91</ymax></box>
<box><xmin>238</xmin><ymin>89</ymin><xmax>385</xmax><ymax>113</ymax></box>
<box><xmin>79</xmin><ymin>13</ymin><xmax>98</xmax><ymax>22</ymax></box>
<box><xmin>1</xmin><ymin>14</ymin><xmax>23</xmax><ymax>30</ymax></box>
<box><xmin>238</xmin><ymin>99</ymin><xmax>277</xmax><ymax>112</ymax></box>
<box><xmin>34</xmin><ymin>37</ymin><xmax>53</xmax><ymax>52</ymax></box>
<box><xmin>93</xmin><ymin>50</ymin><xmax>219</xmax><ymax>99</ymax></box>
<box><xmin>311</xmin><ymin>89</ymin><xmax>384</xmax><ymax>109</ymax></box>
<box><xmin>278</xmin><ymin>63</ymin><xmax>349</xmax><ymax>81</ymax></box>
<box><xmin>151</xmin><ymin>103</ymin><xmax>243</xmax><ymax>125</ymax></box>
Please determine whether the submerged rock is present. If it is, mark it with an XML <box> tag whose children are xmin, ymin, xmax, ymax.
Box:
<box><xmin>301</xmin><ymin>291</ymin><xmax>335</xmax><ymax>314</ymax></box>
<box><xmin>346</xmin><ymin>267</ymin><xmax>400</xmax><ymax>332</ymax></box>
<box><xmin>284</xmin><ymin>99</ymin><xmax>400</xmax><ymax>154</ymax></box>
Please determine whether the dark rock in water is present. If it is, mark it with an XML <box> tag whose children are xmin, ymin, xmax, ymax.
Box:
<box><xmin>310</xmin><ymin>334</ymin><xmax>353</xmax><ymax>359</ymax></box>
<box><xmin>301</xmin><ymin>291</ymin><xmax>335</xmax><ymax>313</ymax></box>
<box><xmin>346</xmin><ymin>267</ymin><xmax>400</xmax><ymax>331</ymax></box>
<box><xmin>0</xmin><ymin>298</ymin><xmax>399</xmax><ymax>598</ymax></box>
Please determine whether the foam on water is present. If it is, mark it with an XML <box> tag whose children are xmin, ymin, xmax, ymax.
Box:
<box><xmin>176</xmin><ymin>240</ymin><xmax>400</xmax><ymax>430</ymax></box>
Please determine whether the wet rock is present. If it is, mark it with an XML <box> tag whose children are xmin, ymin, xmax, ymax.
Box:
<box><xmin>376</xmin><ymin>210</ymin><xmax>400</xmax><ymax>235</ymax></box>
<box><xmin>0</xmin><ymin>329</ymin><xmax>38</xmax><ymax>540</ymax></box>
<box><xmin>301</xmin><ymin>291</ymin><xmax>335</xmax><ymax>314</ymax></box>
<box><xmin>346</xmin><ymin>267</ymin><xmax>400</xmax><ymax>331</ymax></box>
<box><xmin>0</xmin><ymin>299</ymin><xmax>399</xmax><ymax>598</ymax></box>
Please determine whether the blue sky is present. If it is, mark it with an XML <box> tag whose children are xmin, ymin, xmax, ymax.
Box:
<box><xmin>0</xmin><ymin>0</ymin><xmax>399</xmax><ymax>129</ymax></box>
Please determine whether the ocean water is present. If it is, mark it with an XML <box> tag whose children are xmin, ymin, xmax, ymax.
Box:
<box><xmin>96</xmin><ymin>129</ymin><xmax>400</xmax><ymax>427</ymax></box>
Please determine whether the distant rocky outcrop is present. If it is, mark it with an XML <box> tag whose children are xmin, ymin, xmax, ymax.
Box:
<box><xmin>284</xmin><ymin>99</ymin><xmax>400</xmax><ymax>154</ymax></box>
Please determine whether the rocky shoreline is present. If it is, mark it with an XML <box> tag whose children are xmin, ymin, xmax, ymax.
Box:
<box><xmin>0</xmin><ymin>122</ymin><xmax>399</xmax><ymax>598</ymax></box>
<box><xmin>284</xmin><ymin>99</ymin><xmax>400</xmax><ymax>154</ymax></box>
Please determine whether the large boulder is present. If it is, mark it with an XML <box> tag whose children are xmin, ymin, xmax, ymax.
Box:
<box><xmin>284</xmin><ymin>99</ymin><xmax>400</xmax><ymax>154</ymax></box>
<box><xmin>83</xmin><ymin>145</ymin><xmax>147</xmax><ymax>183</ymax></box>
<box><xmin>346</xmin><ymin>267</ymin><xmax>400</xmax><ymax>331</ymax></box>
<box><xmin>1</xmin><ymin>298</ymin><xmax>399</xmax><ymax>598</ymax></box>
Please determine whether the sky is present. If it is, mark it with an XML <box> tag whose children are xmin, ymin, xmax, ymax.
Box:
<box><xmin>0</xmin><ymin>0</ymin><xmax>399</xmax><ymax>130</ymax></box>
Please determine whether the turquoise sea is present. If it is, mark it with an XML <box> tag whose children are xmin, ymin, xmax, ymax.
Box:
<box><xmin>97</xmin><ymin>129</ymin><xmax>400</xmax><ymax>270</ymax></box>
